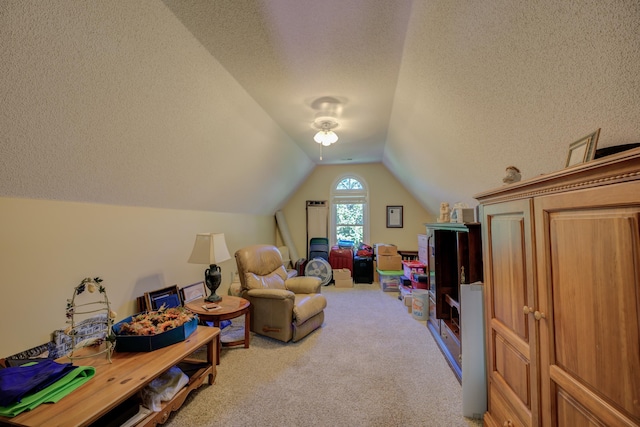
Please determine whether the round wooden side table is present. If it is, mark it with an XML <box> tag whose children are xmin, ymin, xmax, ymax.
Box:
<box><xmin>185</xmin><ymin>295</ymin><xmax>250</xmax><ymax>365</ymax></box>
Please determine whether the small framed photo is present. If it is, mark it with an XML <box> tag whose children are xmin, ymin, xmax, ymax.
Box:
<box><xmin>180</xmin><ymin>281</ymin><xmax>206</xmax><ymax>303</ymax></box>
<box><xmin>565</xmin><ymin>129</ymin><xmax>600</xmax><ymax>167</ymax></box>
<box><xmin>144</xmin><ymin>284</ymin><xmax>181</xmax><ymax>311</ymax></box>
<box><xmin>386</xmin><ymin>205</ymin><xmax>403</xmax><ymax>228</ymax></box>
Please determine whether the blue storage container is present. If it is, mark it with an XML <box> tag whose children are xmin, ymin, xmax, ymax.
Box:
<box><xmin>113</xmin><ymin>314</ymin><xmax>198</xmax><ymax>352</ymax></box>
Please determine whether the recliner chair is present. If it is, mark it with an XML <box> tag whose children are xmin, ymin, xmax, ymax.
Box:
<box><xmin>234</xmin><ymin>244</ymin><xmax>327</xmax><ymax>342</ymax></box>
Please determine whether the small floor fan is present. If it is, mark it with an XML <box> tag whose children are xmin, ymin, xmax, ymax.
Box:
<box><xmin>304</xmin><ymin>257</ymin><xmax>333</xmax><ymax>286</ymax></box>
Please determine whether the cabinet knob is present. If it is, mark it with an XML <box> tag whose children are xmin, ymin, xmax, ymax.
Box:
<box><xmin>523</xmin><ymin>306</ymin><xmax>533</xmax><ymax>314</ymax></box>
<box><xmin>534</xmin><ymin>310</ymin><xmax>546</xmax><ymax>320</ymax></box>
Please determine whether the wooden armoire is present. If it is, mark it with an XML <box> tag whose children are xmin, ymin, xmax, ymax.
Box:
<box><xmin>475</xmin><ymin>147</ymin><xmax>640</xmax><ymax>426</ymax></box>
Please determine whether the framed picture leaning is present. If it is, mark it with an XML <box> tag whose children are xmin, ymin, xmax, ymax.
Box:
<box><xmin>566</xmin><ymin>129</ymin><xmax>600</xmax><ymax>167</ymax></box>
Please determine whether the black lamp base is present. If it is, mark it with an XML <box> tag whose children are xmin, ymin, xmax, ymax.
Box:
<box><xmin>204</xmin><ymin>264</ymin><xmax>223</xmax><ymax>303</ymax></box>
<box><xmin>205</xmin><ymin>293</ymin><xmax>222</xmax><ymax>303</ymax></box>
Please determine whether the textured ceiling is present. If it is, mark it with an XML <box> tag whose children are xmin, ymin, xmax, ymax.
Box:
<box><xmin>163</xmin><ymin>0</ymin><xmax>413</xmax><ymax>164</ymax></box>
<box><xmin>162</xmin><ymin>0</ymin><xmax>640</xmax><ymax>208</ymax></box>
<box><xmin>1</xmin><ymin>1</ymin><xmax>639</xmax><ymax>217</ymax></box>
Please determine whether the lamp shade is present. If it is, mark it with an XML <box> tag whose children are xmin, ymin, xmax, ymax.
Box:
<box><xmin>188</xmin><ymin>233</ymin><xmax>231</xmax><ymax>265</ymax></box>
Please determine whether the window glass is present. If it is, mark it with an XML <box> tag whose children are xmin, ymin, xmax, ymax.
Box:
<box><xmin>336</xmin><ymin>203</ymin><xmax>364</xmax><ymax>245</ymax></box>
<box><xmin>331</xmin><ymin>175</ymin><xmax>369</xmax><ymax>247</ymax></box>
<box><xmin>336</xmin><ymin>178</ymin><xmax>363</xmax><ymax>190</ymax></box>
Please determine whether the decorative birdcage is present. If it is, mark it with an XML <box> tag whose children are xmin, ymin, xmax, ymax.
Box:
<box><xmin>65</xmin><ymin>277</ymin><xmax>116</xmax><ymax>362</ymax></box>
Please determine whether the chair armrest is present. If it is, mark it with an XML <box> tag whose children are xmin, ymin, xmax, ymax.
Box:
<box><xmin>245</xmin><ymin>288</ymin><xmax>295</xmax><ymax>300</ymax></box>
<box><xmin>286</xmin><ymin>269</ymin><xmax>298</xmax><ymax>279</ymax></box>
<box><xmin>285</xmin><ymin>276</ymin><xmax>322</xmax><ymax>294</ymax></box>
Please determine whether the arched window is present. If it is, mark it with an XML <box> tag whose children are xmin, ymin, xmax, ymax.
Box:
<box><xmin>330</xmin><ymin>174</ymin><xmax>369</xmax><ymax>247</ymax></box>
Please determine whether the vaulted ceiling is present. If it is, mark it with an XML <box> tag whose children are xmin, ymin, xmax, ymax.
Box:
<box><xmin>163</xmin><ymin>0</ymin><xmax>640</xmax><ymax>211</ymax></box>
<box><xmin>163</xmin><ymin>0</ymin><xmax>413</xmax><ymax>165</ymax></box>
<box><xmin>2</xmin><ymin>1</ymin><xmax>639</xmax><ymax>216</ymax></box>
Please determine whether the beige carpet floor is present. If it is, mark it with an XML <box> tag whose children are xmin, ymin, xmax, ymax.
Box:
<box><xmin>164</xmin><ymin>283</ymin><xmax>484</xmax><ymax>427</ymax></box>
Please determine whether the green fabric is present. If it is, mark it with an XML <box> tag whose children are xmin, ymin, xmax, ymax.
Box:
<box><xmin>0</xmin><ymin>365</ymin><xmax>95</xmax><ymax>417</ymax></box>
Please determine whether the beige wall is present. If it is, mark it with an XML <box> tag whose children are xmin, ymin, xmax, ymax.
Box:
<box><xmin>279</xmin><ymin>163</ymin><xmax>434</xmax><ymax>261</ymax></box>
<box><xmin>0</xmin><ymin>197</ymin><xmax>275</xmax><ymax>357</ymax></box>
<box><xmin>0</xmin><ymin>163</ymin><xmax>430</xmax><ymax>357</ymax></box>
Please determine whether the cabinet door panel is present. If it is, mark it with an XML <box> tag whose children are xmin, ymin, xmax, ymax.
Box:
<box><xmin>482</xmin><ymin>199</ymin><xmax>537</xmax><ymax>426</ymax></box>
<box><xmin>487</xmin><ymin>382</ymin><xmax>529</xmax><ymax>427</ymax></box>
<box><xmin>535</xmin><ymin>181</ymin><xmax>640</xmax><ymax>426</ymax></box>
<box><xmin>490</xmin><ymin>216</ymin><xmax>529</xmax><ymax>340</ymax></box>
<box><xmin>556</xmin><ymin>387</ymin><xmax>606</xmax><ymax>427</ymax></box>
<box><xmin>494</xmin><ymin>332</ymin><xmax>531</xmax><ymax>407</ymax></box>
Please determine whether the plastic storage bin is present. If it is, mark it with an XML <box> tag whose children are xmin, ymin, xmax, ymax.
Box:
<box><xmin>377</xmin><ymin>269</ymin><xmax>403</xmax><ymax>292</ymax></box>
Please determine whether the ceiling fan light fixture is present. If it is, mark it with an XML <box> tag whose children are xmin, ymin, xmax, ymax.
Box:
<box><xmin>312</xmin><ymin>117</ymin><xmax>340</xmax><ymax>146</ymax></box>
<box><xmin>314</xmin><ymin>130</ymin><xmax>338</xmax><ymax>145</ymax></box>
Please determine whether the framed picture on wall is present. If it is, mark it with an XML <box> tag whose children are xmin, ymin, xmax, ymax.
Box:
<box><xmin>386</xmin><ymin>205</ymin><xmax>403</xmax><ymax>228</ymax></box>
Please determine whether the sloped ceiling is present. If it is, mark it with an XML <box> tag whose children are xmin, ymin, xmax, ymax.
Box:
<box><xmin>388</xmin><ymin>0</ymin><xmax>640</xmax><ymax>210</ymax></box>
<box><xmin>1</xmin><ymin>1</ymin><xmax>640</xmax><ymax>216</ymax></box>
<box><xmin>162</xmin><ymin>0</ymin><xmax>413</xmax><ymax>166</ymax></box>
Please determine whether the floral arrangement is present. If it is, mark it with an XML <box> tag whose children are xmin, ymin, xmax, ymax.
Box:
<box><xmin>117</xmin><ymin>306</ymin><xmax>195</xmax><ymax>336</ymax></box>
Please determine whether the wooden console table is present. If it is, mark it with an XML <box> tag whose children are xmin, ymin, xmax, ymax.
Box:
<box><xmin>1</xmin><ymin>326</ymin><xmax>219</xmax><ymax>427</ymax></box>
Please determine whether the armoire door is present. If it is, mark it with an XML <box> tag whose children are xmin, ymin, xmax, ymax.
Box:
<box><xmin>482</xmin><ymin>199</ymin><xmax>539</xmax><ymax>427</ymax></box>
<box><xmin>534</xmin><ymin>180</ymin><xmax>640</xmax><ymax>427</ymax></box>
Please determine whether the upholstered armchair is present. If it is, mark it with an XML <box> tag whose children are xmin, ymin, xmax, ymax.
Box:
<box><xmin>235</xmin><ymin>244</ymin><xmax>327</xmax><ymax>342</ymax></box>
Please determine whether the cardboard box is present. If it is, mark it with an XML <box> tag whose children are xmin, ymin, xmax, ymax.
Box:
<box><xmin>404</xmin><ymin>295</ymin><xmax>413</xmax><ymax>307</ymax></box>
<box><xmin>399</xmin><ymin>285</ymin><xmax>413</xmax><ymax>311</ymax></box>
<box><xmin>402</xmin><ymin>260</ymin><xmax>426</xmax><ymax>279</ymax></box>
<box><xmin>333</xmin><ymin>268</ymin><xmax>351</xmax><ymax>280</ymax></box>
<box><xmin>335</xmin><ymin>278</ymin><xmax>353</xmax><ymax>288</ymax></box>
<box><xmin>400</xmin><ymin>275</ymin><xmax>412</xmax><ymax>287</ymax></box>
<box><xmin>399</xmin><ymin>284</ymin><xmax>412</xmax><ymax>306</ymax></box>
<box><xmin>373</xmin><ymin>261</ymin><xmax>379</xmax><ymax>282</ymax></box>
<box><xmin>377</xmin><ymin>254</ymin><xmax>402</xmax><ymax>271</ymax></box>
<box><xmin>375</xmin><ymin>244</ymin><xmax>398</xmax><ymax>256</ymax></box>
<box><xmin>113</xmin><ymin>314</ymin><xmax>198</xmax><ymax>352</ymax></box>
<box><xmin>410</xmin><ymin>279</ymin><xmax>428</xmax><ymax>290</ymax></box>
<box><xmin>411</xmin><ymin>273</ymin><xmax>429</xmax><ymax>290</ymax></box>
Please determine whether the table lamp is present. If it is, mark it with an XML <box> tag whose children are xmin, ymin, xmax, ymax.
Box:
<box><xmin>188</xmin><ymin>233</ymin><xmax>231</xmax><ymax>302</ymax></box>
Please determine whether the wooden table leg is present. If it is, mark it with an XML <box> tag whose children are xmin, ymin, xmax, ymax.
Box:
<box><xmin>213</xmin><ymin>321</ymin><xmax>221</xmax><ymax>365</ymax></box>
<box><xmin>207</xmin><ymin>335</ymin><xmax>217</xmax><ymax>384</ymax></box>
<box><xmin>244</xmin><ymin>311</ymin><xmax>250</xmax><ymax>348</ymax></box>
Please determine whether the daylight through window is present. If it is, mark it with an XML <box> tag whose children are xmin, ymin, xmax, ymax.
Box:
<box><xmin>331</xmin><ymin>175</ymin><xmax>369</xmax><ymax>248</ymax></box>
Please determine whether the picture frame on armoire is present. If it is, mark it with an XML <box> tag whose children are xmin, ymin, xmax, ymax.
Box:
<box><xmin>565</xmin><ymin>128</ymin><xmax>600</xmax><ymax>167</ymax></box>
<box><xmin>386</xmin><ymin>205</ymin><xmax>403</xmax><ymax>228</ymax></box>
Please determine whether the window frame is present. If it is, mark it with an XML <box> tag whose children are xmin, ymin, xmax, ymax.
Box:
<box><xmin>330</xmin><ymin>174</ymin><xmax>370</xmax><ymax>247</ymax></box>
